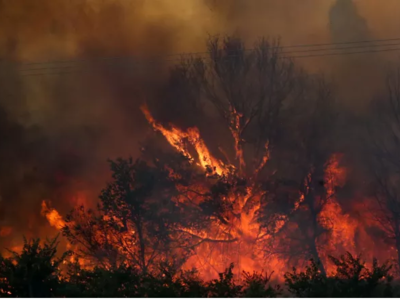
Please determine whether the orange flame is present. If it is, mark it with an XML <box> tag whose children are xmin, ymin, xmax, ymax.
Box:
<box><xmin>318</xmin><ymin>154</ymin><xmax>359</xmax><ymax>272</ymax></box>
<box><xmin>41</xmin><ymin>201</ymin><xmax>65</xmax><ymax>230</ymax></box>
<box><xmin>141</xmin><ymin>104</ymin><xmax>231</xmax><ymax>176</ymax></box>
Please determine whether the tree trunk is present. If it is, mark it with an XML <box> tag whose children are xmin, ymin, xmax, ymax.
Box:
<box><xmin>309</xmin><ymin>237</ymin><xmax>327</xmax><ymax>276</ymax></box>
<box><xmin>396</xmin><ymin>237</ymin><xmax>400</xmax><ymax>275</ymax></box>
<box><xmin>306</xmin><ymin>189</ymin><xmax>327</xmax><ymax>276</ymax></box>
<box><xmin>136</xmin><ymin>220</ymin><xmax>147</xmax><ymax>274</ymax></box>
<box><xmin>394</xmin><ymin>225</ymin><xmax>400</xmax><ymax>275</ymax></box>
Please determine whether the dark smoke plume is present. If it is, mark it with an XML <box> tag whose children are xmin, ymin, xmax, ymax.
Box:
<box><xmin>328</xmin><ymin>0</ymin><xmax>384</xmax><ymax>109</ymax></box>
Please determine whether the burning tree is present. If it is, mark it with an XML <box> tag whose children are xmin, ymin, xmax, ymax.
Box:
<box><xmin>46</xmin><ymin>36</ymin><xmax>357</xmax><ymax>279</ymax></box>
<box><xmin>256</xmin><ymin>77</ymin><xmax>352</xmax><ymax>275</ymax></box>
<box><xmin>62</xmin><ymin>155</ymin><xmax>239</xmax><ymax>274</ymax></box>
<box><xmin>140</xmin><ymin>36</ymin><xmax>351</xmax><ymax>276</ymax></box>
<box><xmin>366</xmin><ymin>65</ymin><xmax>400</xmax><ymax>272</ymax></box>
<box><xmin>140</xmin><ymin>36</ymin><xmax>304</xmax><ymax>276</ymax></box>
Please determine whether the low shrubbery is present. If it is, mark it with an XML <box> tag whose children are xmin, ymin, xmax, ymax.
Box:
<box><xmin>0</xmin><ymin>237</ymin><xmax>398</xmax><ymax>297</ymax></box>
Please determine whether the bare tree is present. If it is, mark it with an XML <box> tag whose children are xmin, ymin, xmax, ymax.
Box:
<box><xmin>165</xmin><ymin>36</ymin><xmax>301</xmax><ymax>175</ymax></box>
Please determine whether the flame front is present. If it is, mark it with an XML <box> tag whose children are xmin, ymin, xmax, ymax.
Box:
<box><xmin>35</xmin><ymin>106</ymin><xmax>394</xmax><ymax>281</ymax></box>
<box><xmin>139</xmin><ymin>106</ymin><xmax>370</xmax><ymax>279</ymax></box>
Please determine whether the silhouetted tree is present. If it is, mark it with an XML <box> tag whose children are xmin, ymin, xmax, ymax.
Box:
<box><xmin>241</xmin><ymin>269</ymin><xmax>281</xmax><ymax>297</ymax></box>
<box><xmin>285</xmin><ymin>253</ymin><xmax>393</xmax><ymax>297</ymax></box>
<box><xmin>192</xmin><ymin>36</ymin><xmax>300</xmax><ymax>174</ymax></box>
<box><xmin>63</xmin><ymin>154</ymin><xmax>240</xmax><ymax>274</ymax></box>
<box><xmin>258</xmin><ymin>76</ymin><xmax>340</xmax><ymax>275</ymax></box>
<box><xmin>152</xmin><ymin>36</ymin><xmax>301</xmax><ymax>177</ymax></box>
<box><xmin>64</xmin><ymin>263</ymin><xmax>142</xmax><ymax>297</ymax></box>
<box><xmin>366</xmin><ymin>65</ymin><xmax>400</xmax><ymax>273</ymax></box>
<box><xmin>64</xmin><ymin>157</ymin><xmax>184</xmax><ymax>273</ymax></box>
<box><xmin>0</xmin><ymin>236</ymin><xmax>68</xmax><ymax>297</ymax></box>
<box><xmin>142</xmin><ymin>36</ymin><xmax>347</xmax><ymax>276</ymax></box>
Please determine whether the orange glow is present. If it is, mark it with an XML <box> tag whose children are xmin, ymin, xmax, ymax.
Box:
<box><xmin>141</xmin><ymin>105</ymin><xmax>283</xmax><ymax>279</ymax></box>
<box><xmin>138</xmin><ymin>106</ymin><xmax>372</xmax><ymax>279</ymax></box>
<box><xmin>317</xmin><ymin>154</ymin><xmax>359</xmax><ymax>273</ymax></box>
<box><xmin>33</xmin><ymin>107</ymin><xmax>393</xmax><ymax>282</ymax></box>
<box><xmin>0</xmin><ymin>226</ymin><xmax>12</xmax><ymax>237</ymax></box>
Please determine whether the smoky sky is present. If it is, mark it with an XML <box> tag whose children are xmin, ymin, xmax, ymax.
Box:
<box><xmin>0</xmin><ymin>0</ymin><xmax>399</xmax><ymax>249</ymax></box>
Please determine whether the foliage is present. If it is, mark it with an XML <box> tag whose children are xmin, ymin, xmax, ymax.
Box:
<box><xmin>62</xmin><ymin>157</ymin><xmax>213</xmax><ymax>274</ymax></box>
<box><xmin>366</xmin><ymin>65</ymin><xmax>400</xmax><ymax>272</ymax></box>
<box><xmin>241</xmin><ymin>269</ymin><xmax>282</xmax><ymax>297</ymax></box>
<box><xmin>3</xmin><ymin>238</ymin><xmax>398</xmax><ymax>297</ymax></box>
<box><xmin>284</xmin><ymin>252</ymin><xmax>394</xmax><ymax>297</ymax></box>
<box><xmin>62</xmin><ymin>259</ymin><xmax>280</xmax><ymax>297</ymax></box>
<box><xmin>206</xmin><ymin>263</ymin><xmax>242</xmax><ymax>297</ymax></box>
<box><xmin>0</xmin><ymin>236</ymin><xmax>69</xmax><ymax>297</ymax></box>
<box><xmin>284</xmin><ymin>259</ymin><xmax>329</xmax><ymax>297</ymax></box>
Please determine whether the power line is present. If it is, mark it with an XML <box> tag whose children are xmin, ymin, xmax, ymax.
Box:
<box><xmin>4</xmin><ymin>37</ymin><xmax>400</xmax><ymax>69</ymax></box>
<box><xmin>15</xmin><ymin>40</ymin><xmax>400</xmax><ymax>73</ymax></box>
<box><xmin>15</xmin><ymin>44</ymin><xmax>400</xmax><ymax>74</ymax></box>
<box><xmin>281</xmin><ymin>41</ymin><xmax>400</xmax><ymax>55</ymax></box>
<box><xmin>265</xmin><ymin>37</ymin><xmax>400</xmax><ymax>49</ymax></box>
<box><xmin>18</xmin><ymin>46</ymin><xmax>400</xmax><ymax>77</ymax></box>
<box><xmin>0</xmin><ymin>38</ymin><xmax>398</xmax><ymax>77</ymax></box>
<box><xmin>287</xmin><ymin>46</ymin><xmax>400</xmax><ymax>59</ymax></box>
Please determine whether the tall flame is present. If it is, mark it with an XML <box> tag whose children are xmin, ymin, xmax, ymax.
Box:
<box><xmin>141</xmin><ymin>104</ymin><xmax>231</xmax><ymax>176</ymax></box>
<box><xmin>41</xmin><ymin>201</ymin><xmax>65</xmax><ymax>230</ymax></box>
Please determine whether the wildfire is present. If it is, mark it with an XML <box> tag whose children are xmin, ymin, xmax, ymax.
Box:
<box><xmin>140</xmin><ymin>105</ymin><xmax>371</xmax><ymax>279</ymax></box>
<box><xmin>35</xmin><ymin>106</ymin><xmax>387</xmax><ymax>282</ymax></box>
<box><xmin>140</xmin><ymin>105</ymin><xmax>279</xmax><ymax>278</ymax></box>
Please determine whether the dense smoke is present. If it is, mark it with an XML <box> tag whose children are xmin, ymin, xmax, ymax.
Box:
<box><xmin>0</xmin><ymin>0</ymin><xmax>399</xmax><ymax>254</ymax></box>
